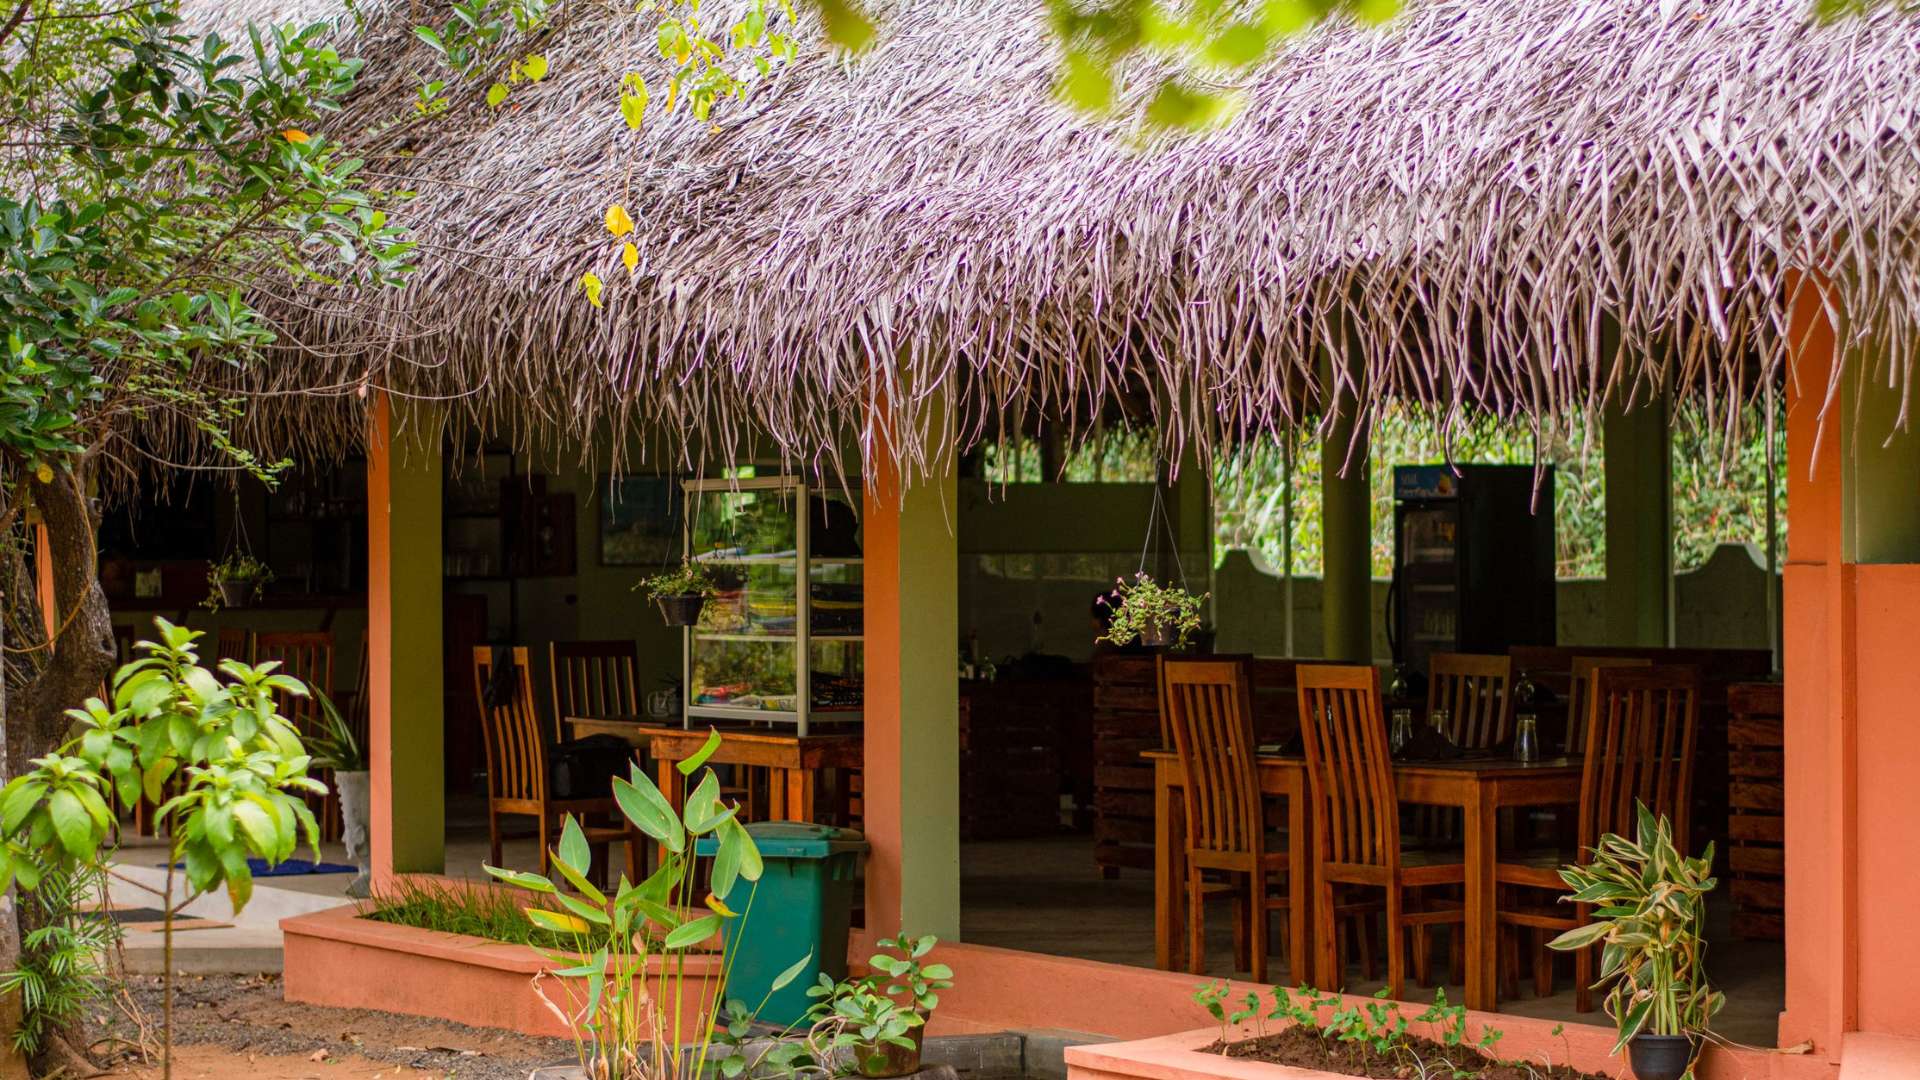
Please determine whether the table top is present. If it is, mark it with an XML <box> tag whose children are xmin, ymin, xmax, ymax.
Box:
<box><xmin>1140</xmin><ymin>748</ymin><xmax>1578</xmax><ymax>775</ymax></box>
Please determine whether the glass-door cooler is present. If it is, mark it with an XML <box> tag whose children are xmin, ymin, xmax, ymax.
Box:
<box><xmin>682</xmin><ymin>475</ymin><xmax>864</xmax><ymax>735</ymax></box>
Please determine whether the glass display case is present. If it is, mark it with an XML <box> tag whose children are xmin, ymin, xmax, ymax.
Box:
<box><xmin>682</xmin><ymin>475</ymin><xmax>864</xmax><ymax>734</ymax></box>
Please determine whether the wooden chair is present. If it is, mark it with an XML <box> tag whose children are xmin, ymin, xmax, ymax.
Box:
<box><xmin>1159</xmin><ymin>656</ymin><xmax>1292</xmax><ymax>982</ymax></box>
<box><xmin>1296</xmin><ymin>664</ymin><xmax>1463</xmax><ymax>1001</ymax></box>
<box><xmin>1426</xmin><ymin>652</ymin><xmax>1513</xmax><ymax>749</ymax></box>
<box><xmin>1497</xmin><ymin>664</ymin><xmax>1700</xmax><ymax>1011</ymax></box>
<box><xmin>256</xmin><ymin>631</ymin><xmax>339</xmax><ymax>839</ymax></box>
<box><xmin>474</xmin><ymin>647</ymin><xmax>640</xmax><ymax>883</ymax></box>
<box><xmin>549</xmin><ymin>640</ymin><xmax>643</xmax><ymax>741</ymax></box>
<box><xmin>1564</xmin><ymin>656</ymin><xmax>1652</xmax><ymax>755</ymax></box>
<box><xmin>215</xmin><ymin>627</ymin><xmax>253</xmax><ymax>666</ymax></box>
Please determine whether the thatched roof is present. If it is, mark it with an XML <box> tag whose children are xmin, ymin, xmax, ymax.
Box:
<box><xmin>241</xmin><ymin>0</ymin><xmax>1920</xmax><ymax>476</ymax></box>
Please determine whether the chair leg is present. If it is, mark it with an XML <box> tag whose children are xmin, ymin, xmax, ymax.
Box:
<box><xmin>1357</xmin><ymin>910</ymin><xmax>1379</xmax><ymax>981</ymax></box>
<box><xmin>1499</xmin><ymin>927</ymin><xmax>1518</xmax><ymax>1004</ymax></box>
<box><xmin>536</xmin><ymin>812</ymin><xmax>551</xmax><ymax>879</ymax></box>
<box><xmin>1412</xmin><ymin>919</ymin><xmax>1433</xmax><ymax>988</ymax></box>
<box><xmin>1448</xmin><ymin>924</ymin><xmax>1464</xmax><ymax>987</ymax></box>
<box><xmin>1533</xmin><ymin>930</ymin><xmax>1555</xmax><ymax>999</ymax></box>
<box><xmin>1315</xmin><ymin>876</ymin><xmax>1339</xmax><ymax>990</ymax></box>
<box><xmin>489</xmin><ymin>809</ymin><xmax>503</xmax><ymax>869</ymax></box>
<box><xmin>1249</xmin><ymin>872</ymin><xmax>1269</xmax><ymax>985</ymax></box>
<box><xmin>1575</xmin><ymin>944</ymin><xmax>1595</xmax><ymax>1013</ymax></box>
<box><xmin>1232</xmin><ymin>882</ymin><xmax>1249</xmax><ymax>973</ymax></box>
<box><xmin>1384</xmin><ymin>887</ymin><xmax>1405</xmax><ymax>1002</ymax></box>
<box><xmin>1187</xmin><ymin>868</ymin><xmax>1207</xmax><ymax>976</ymax></box>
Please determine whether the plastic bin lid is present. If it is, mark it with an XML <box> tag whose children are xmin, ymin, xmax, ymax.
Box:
<box><xmin>695</xmin><ymin>822</ymin><xmax>868</xmax><ymax>859</ymax></box>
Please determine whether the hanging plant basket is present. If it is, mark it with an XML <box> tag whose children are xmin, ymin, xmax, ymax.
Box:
<box><xmin>1137</xmin><ymin>621</ymin><xmax>1171</xmax><ymax>648</ymax></box>
<box><xmin>217</xmin><ymin>579</ymin><xmax>259</xmax><ymax>609</ymax></box>
<box><xmin>656</xmin><ymin>594</ymin><xmax>706</xmax><ymax>627</ymax></box>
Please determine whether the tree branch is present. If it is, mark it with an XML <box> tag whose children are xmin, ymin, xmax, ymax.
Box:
<box><xmin>0</xmin><ymin>0</ymin><xmax>31</xmax><ymax>52</ymax></box>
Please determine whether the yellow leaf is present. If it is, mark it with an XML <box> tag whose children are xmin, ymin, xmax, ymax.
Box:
<box><xmin>34</xmin><ymin>462</ymin><xmax>52</xmax><ymax>484</ymax></box>
<box><xmin>580</xmin><ymin>272</ymin><xmax>604</xmax><ymax>308</ymax></box>
<box><xmin>281</xmin><ymin>129</ymin><xmax>310</xmax><ymax>144</ymax></box>
<box><xmin>604</xmin><ymin>204</ymin><xmax>635</xmax><ymax>238</ymax></box>
<box><xmin>521</xmin><ymin>53</ymin><xmax>549</xmax><ymax>81</ymax></box>
<box><xmin>621</xmin><ymin>242</ymin><xmax>639</xmax><ymax>273</ymax></box>
<box><xmin>705</xmin><ymin>893</ymin><xmax>737</xmax><ymax>918</ymax></box>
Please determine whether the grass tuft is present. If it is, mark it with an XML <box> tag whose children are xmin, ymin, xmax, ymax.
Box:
<box><xmin>361</xmin><ymin>877</ymin><xmax>614</xmax><ymax>951</ymax></box>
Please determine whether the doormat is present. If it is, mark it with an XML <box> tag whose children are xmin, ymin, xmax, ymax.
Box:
<box><xmin>163</xmin><ymin>857</ymin><xmax>357</xmax><ymax>877</ymax></box>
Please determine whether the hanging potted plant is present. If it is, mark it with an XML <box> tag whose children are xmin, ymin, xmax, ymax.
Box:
<box><xmin>305</xmin><ymin>691</ymin><xmax>371</xmax><ymax>897</ymax></box>
<box><xmin>636</xmin><ymin>558</ymin><xmax>719</xmax><ymax>626</ymax></box>
<box><xmin>203</xmin><ymin>553</ymin><xmax>273</xmax><ymax>611</ymax></box>
<box><xmin>1096</xmin><ymin>572</ymin><xmax>1209</xmax><ymax>650</ymax></box>
<box><xmin>1548</xmin><ymin>804</ymin><xmax>1724</xmax><ymax>1080</ymax></box>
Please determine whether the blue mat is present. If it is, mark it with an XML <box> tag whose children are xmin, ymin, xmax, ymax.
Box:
<box><xmin>164</xmin><ymin>858</ymin><xmax>357</xmax><ymax>877</ymax></box>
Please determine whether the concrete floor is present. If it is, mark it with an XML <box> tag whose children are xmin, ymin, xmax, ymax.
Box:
<box><xmin>959</xmin><ymin>834</ymin><xmax>1787</xmax><ymax>1048</ymax></box>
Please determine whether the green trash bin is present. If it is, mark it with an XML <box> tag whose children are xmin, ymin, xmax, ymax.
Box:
<box><xmin>697</xmin><ymin>821</ymin><xmax>867</xmax><ymax>1027</ymax></box>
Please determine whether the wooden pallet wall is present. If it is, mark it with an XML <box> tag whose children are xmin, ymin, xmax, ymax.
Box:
<box><xmin>1727</xmin><ymin>681</ymin><xmax>1785</xmax><ymax>940</ymax></box>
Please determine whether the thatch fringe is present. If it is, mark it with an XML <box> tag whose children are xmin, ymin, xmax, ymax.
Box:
<box><xmin>215</xmin><ymin>0</ymin><xmax>1920</xmax><ymax>483</ymax></box>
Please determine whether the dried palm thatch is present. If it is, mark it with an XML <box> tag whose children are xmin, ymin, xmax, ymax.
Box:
<box><xmin>229</xmin><ymin>0</ymin><xmax>1920</xmax><ymax>480</ymax></box>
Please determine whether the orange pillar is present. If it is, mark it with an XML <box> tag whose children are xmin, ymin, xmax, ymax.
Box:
<box><xmin>366</xmin><ymin>393</ymin><xmax>446</xmax><ymax>881</ymax></box>
<box><xmin>862</xmin><ymin>428</ymin><xmax>960</xmax><ymax>939</ymax></box>
<box><xmin>1780</xmin><ymin>279</ymin><xmax>1852</xmax><ymax>1059</ymax></box>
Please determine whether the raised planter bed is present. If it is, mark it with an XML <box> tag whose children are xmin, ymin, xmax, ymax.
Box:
<box><xmin>281</xmin><ymin>895</ymin><xmax>722</xmax><ymax>1038</ymax></box>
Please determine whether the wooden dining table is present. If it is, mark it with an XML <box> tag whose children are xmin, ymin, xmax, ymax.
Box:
<box><xmin>564</xmin><ymin>716</ymin><xmax>863</xmax><ymax>823</ymax></box>
<box><xmin>1144</xmin><ymin>748</ymin><xmax>1582</xmax><ymax>1011</ymax></box>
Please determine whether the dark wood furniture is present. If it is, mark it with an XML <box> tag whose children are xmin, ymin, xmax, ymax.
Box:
<box><xmin>549</xmin><ymin>640</ymin><xmax>643</xmax><ymax>743</ymax></box>
<box><xmin>1093</xmin><ymin>653</ymin><xmax>1301</xmax><ymax>876</ymax></box>
<box><xmin>1159</xmin><ymin>657</ymin><xmax>1293</xmax><ymax>983</ymax></box>
<box><xmin>1497</xmin><ymin>664</ymin><xmax>1700</xmax><ymax>1011</ymax></box>
<box><xmin>1427</xmin><ymin>652</ymin><xmax>1513</xmax><ymax>748</ymax></box>
<box><xmin>474</xmin><ymin>647</ymin><xmax>640</xmax><ymax>882</ymax></box>
<box><xmin>959</xmin><ymin>673</ymin><xmax>1087</xmax><ymax>840</ymax></box>
<box><xmin>1299</xmin><ymin>664</ymin><xmax>1463</xmax><ymax>1000</ymax></box>
<box><xmin>1727</xmin><ymin>681</ymin><xmax>1785</xmax><ymax>940</ymax></box>
<box><xmin>1565</xmin><ymin>656</ymin><xmax>1651</xmax><ymax>754</ymax></box>
<box><xmin>1147</xmin><ymin>745</ymin><xmax>1581</xmax><ymax>1010</ymax></box>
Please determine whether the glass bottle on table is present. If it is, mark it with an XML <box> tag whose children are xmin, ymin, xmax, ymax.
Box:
<box><xmin>1512</xmin><ymin>713</ymin><xmax>1541</xmax><ymax>763</ymax></box>
<box><xmin>1390</xmin><ymin>708</ymin><xmax>1414</xmax><ymax>754</ymax></box>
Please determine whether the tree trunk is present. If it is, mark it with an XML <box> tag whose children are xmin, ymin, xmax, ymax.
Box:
<box><xmin>9</xmin><ymin>467</ymin><xmax>115</xmax><ymax>779</ymax></box>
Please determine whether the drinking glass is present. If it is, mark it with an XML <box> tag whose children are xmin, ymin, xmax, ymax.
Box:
<box><xmin>1390</xmin><ymin>708</ymin><xmax>1414</xmax><ymax>753</ymax></box>
<box><xmin>1428</xmin><ymin>707</ymin><xmax>1451</xmax><ymax>737</ymax></box>
<box><xmin>1513</xmin><ymin>713</ymin><xmax>1541</xmax><ymax>763</ymax></box>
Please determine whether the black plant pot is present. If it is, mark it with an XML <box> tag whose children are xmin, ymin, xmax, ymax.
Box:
<box><xmin>1627</xmin><ymin>1033</ymin><xmax>1702</xmax><ymax>1080</ymax></box>
<box><xmin>217</xmin><ymin>580</ymin><xmax>257</xmax><ymax>609</ymax></box>
<box><xmin>655</xmin><ymin>593</ymin><xmax>706</xmax><ymax>627</ymax></box>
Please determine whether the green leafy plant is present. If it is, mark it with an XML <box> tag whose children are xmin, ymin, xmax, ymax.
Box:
<box><xmin>201</xmin><ymin>553</ymin><xmax>275</xmax><ymax>611</ymax></box>
<box><xmin>0</xmin><ymin>618</ymin><xmax>325</xmax><ymax>1080</ymax></box>
<box><xmin>303</xmin><ymin>690</ymin><xmax>367</xmax><ymax>773</ymax></box>
<box><xmin>0</xmin><ymin>861</ymin><xmax>120</xmax><ymax>1058</ymax></box>
<box><xmin>636</xmin><ymin>557</ymin><xmax>720</xmax><ymax>600</ymax></box>
<box><xmin>1097</xmin><ymin>572</ymin><xmax>1208</xmax><ymax>648</ymax></box>
<box><xmin>486</xmin><ymin>729</ymin><xmax>810</xmax><ymax>1080</ymax></box>
<box><xmin>790</xmin><ymin>935</ymin><xmax>952</xmax><ymax>1079</ymax></box>
<box><xmin>1199</xmin><ymin>985</ymin><xmax>1509</xmax><ymax>1078</ymax></box>
<box><xmin>362</xmin><ymin>876</ymin><xmax>615</xmax><ymax>951</ymax></box>
<box><xmin>1548</xmin><ymin>805</ymin><xmax>1725</xmax><ymax>1056</ymax></box>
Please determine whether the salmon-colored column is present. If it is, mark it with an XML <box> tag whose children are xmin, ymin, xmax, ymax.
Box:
<box><xmin>1780</xmin><ymin>278</ymin><xmax>1851</xmax><ymax>1059</ymax></box>
<box><xmin>862</xmin><ymin>424</ymin><xmax>960</xmax><ymax>939</ymax></box>
<box><xmin>366</xmin><ymin>393</ymin><xmax>446</xmax><ymax>881</ymax></box>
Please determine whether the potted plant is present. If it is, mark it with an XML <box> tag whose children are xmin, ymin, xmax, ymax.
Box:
<box><xmin>635</xmin><ymin>558</ymin><xmax>718</xmax><ymax>626</ymax></box>
<box><xmin>1548</xmin><ymin>805</ymin><xmax>1724</xmax><ymax>1080</ymax></box>
<box><xmin>804</xmin><ymin>933</ymin><xmax>953</xmax><ymax>1078</ymax></box>
<box><xmin>1096</xmin><ymin>572</ymin><xmax>1209</xmax><ymax>650</ymax></box>
<box><xmin>203</xmin><ymin>553</ymin><xmax>273</xmax><ymax>611</ymax></box>
<box><xmin>305</xmin><ymin>691</ymin><xmax>371</xmax><ymax>898</ymax></box>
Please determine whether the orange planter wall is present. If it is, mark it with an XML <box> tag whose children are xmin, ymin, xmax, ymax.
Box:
<box><xmin>281</xmin><ymin>902</ymin><xmax>723</xmax><ymax>1040</ymax></box>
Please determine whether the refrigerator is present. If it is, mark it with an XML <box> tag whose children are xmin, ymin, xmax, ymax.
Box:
<box><xmin>1389</xmin><ymin>464</ymin><xmax>1557</xmax><ymax>673</ymax></box>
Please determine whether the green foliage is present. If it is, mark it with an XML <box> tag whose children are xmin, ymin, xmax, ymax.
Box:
<box><xmin>635</xmin><ymin>557</ymin><xmax>720</xmax><ymax>600</ymax></box>
<box><xmin>0</xmin><ymin>861</ymin><xmax>120</xmax><ymax>1055</ymax></box>
<box><xmin>303</xmin><ymin>689</ymin><xmax>367</xmax><ymax>772</ymax></box>
<box><xmin>485</xmin><ymin>735</ymin><xmax>781</xmax><ymax>1080</ymax></box>
<box><xmin>0</xmin><ymin>0</ymin><xmax>412</xmax><ymax>484</ymax></box>
<box><xmin>1097</xmin><ymin>572</ymin><xmax>1208</xmax><ymax>648</ymax></box>
<box><xmin>1548</xmin><ymin>805</ymin><xmax>1724</xmax><ymax>1056</ymax></box>
<box><xmin>362</xmin><ymin>876</ymin><xmax>616</xmax><ymax>950</ymax></box>
<box><xmin>783</xmin><ymin>935</ymin><xmax>952</xmax><ymax>1078</ymax></box>
<box><xmin>0</xmin><ymin>618</ymin><xmax>325</xmax><ymax>911</ymax></box>
<box><xmin>1197</xmin><ymin>983</ymin><xmax>1504</xmax><ymax>1075</ymax></box>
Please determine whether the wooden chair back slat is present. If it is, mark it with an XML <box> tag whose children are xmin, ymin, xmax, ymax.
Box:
<box><xmin>1566</xmin><ymin>656</ymin><xmax>1653</xmax><ymax>754</ymax></box>
<box><xmin>1426</xmin><ymin>652</ymin><xmax>1512</xmax><ymax>748</ymax></box>
<box><xmin>1159</xmin><ymin>657</ymin><xmax>1263</xmax><ymax>855</ymax></box>
<box><xmin>549</xmin><ymin>640</ymin><xmax>642</xmax><ymax>742</ymax></box>
<box><xmin>215</xmin><ymin>628</ymin><xmax>253</xmax><ymax>667</ymax></box>
<box><xmin>474</xmin><ymin>647</ymin><xmax>547</xmax><ymax>803</ymax></box>
<box><xmin>1579</xmin><ymin>664</ymin><xmax>1699</xmax><ymax>849</ymax></box>
<box><xmin>1297</xmin><ymin>664</ymin><xmax>1398</xmax><ymax>870</ymax></box>
<box><xmin>255</xmin><ymin>631</ymin><xmax>334</xmax><ymax>735</ymax></box>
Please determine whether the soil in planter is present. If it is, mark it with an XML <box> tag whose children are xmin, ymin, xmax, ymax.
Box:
<box><xmin>1206</xmin><ymin>1028</ymin><xmax>1613</xmax><ymax>1080</ymax></box>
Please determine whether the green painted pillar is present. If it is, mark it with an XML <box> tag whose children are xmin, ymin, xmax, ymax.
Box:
<box><xmin>1602</xmin><ymin>395</ymin><xmax>1673</xmax><ymax>646</ymax></box>
<box><xmin>863</xmin><ymin>442</ymin><xmax>960</xmax><ymax>939</ymax></box>
<box><xmin>367</xmin><ymin>396</ymin><xmax>445</xmax><ymax>878</ymax></box>
<box><xmin>1842</xmin><ymin>357</ymin><xmax>1920</xmax><ymax>562</ymax></box>
<box><xmin>1321</xmin><ymin>359</ymin><xmax>1372</xmax><ymax>663</ymax></box>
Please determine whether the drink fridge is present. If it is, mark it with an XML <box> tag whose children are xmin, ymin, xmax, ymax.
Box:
<box><xmin>1388</xmin><ymin>464</ymin><xmax>1557</xmax><ymax>673</ymax></box>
